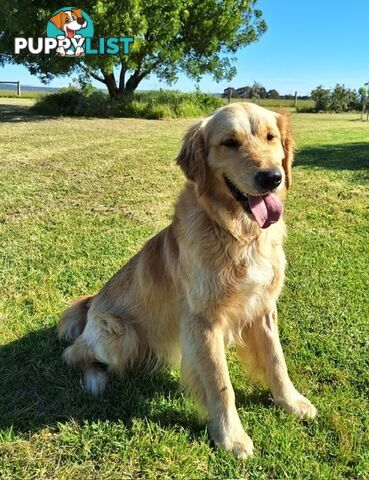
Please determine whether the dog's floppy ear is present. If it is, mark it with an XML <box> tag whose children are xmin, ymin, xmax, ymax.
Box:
<box><xmin>49</xmin><ymin>11</ymin><xmax>67</xmax><ymax>30</ymax></box>
<box><xmin>71</xmin><ymin>8</ymin><xmax>83</xmax><ymax>18</ymax></box>
<box><xmin>176</xmin><ymin>121</ymin><xmax>207</xmax><ymax>196</ymax></box>
<box><xmin>276</xmin><ymin>112</ymin><xmax>295</xmax><ymax>190</ymax></box>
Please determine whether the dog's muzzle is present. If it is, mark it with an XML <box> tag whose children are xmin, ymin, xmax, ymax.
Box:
<box><xmin>224</xmin><ymin>175</ymin><xmax>251</xmax><ymax>213</ymax></box>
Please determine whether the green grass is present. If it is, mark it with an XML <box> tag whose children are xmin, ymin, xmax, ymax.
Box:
<box><xmin>0</xmin><ymin>100</ymin><xmax>368</xmax><ymax>479</ymax></box>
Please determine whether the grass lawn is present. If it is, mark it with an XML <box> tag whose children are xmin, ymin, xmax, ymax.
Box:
<box><xmin>0</xmin><ymin>99</ymin><xmax>368</xmax><ymax>479</ymax></box>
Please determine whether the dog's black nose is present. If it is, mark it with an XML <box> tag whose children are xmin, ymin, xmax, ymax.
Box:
<box><xmin>255</xmin><ymin>169</ymin><xmax>282</xmax><ymax>191</ymax></box>
<box><xmin>77</xmin><ymin>18</ymin><xmax>85</xmax><ymax>25</ymax></box>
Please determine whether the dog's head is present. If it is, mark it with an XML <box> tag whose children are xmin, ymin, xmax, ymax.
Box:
<box><xmin>49</xmin><ymin>9</ymin><xmax>87</xmax><ymax>38</ymax></box>
<box><xmin>177</xmin><ymin>103</ymin><xmax>295</xmax><ymax>228</ymax></box>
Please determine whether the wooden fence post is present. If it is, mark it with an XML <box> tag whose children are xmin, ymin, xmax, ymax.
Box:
<box><xmin>0</xmin><ymin>81</ymin><xmax>21</xmax><ymax>95</ymax></box>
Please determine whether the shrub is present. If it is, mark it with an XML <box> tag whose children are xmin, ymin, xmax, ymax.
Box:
<box><xmin>311</xmin><ymin>85</ymin><xmax>330</xmax><ymax>111</ymax></box>
<box><xmin>32</xmin><ymin>88</ymin><xmax>224</xmax><ymax>119</ymax></box>
<box><xmin>329</xmin><ymin>84</ymin><xmax>358</xmax><ymax>113</ymax></box>
<box><xmin>311</xmin><ymin>84</ymin><xmax>360</xmax><ymax>112</ymax></box>
<box><xmin>31</xmin><ymin>86</ymin><xmax>111</xmax><ymax>117</ymax></box>
<box><xmin>84</xmin><ymin>90</ymin><xmax>111</xmax><ymax>116</ymax></box>
<box><xmin>31</xmin><ymin>87</ymin><xmax>85</xmax><ymax>116</ymax></box>
<box><xmin>295</xmin><ymin>105</ymin><xmax>316</xmax><ymax>113</ymax></box>
<box><xmin>175</xmin><ymin>101</ymin><xmax>203</xmax><ymax>118</ymax></box>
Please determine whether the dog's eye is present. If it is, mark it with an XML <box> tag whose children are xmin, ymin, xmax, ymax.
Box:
<box><xmin>222</xmin><ymin>138</ymin><xmax>240</xmax><ymax>149</ymax></box>
<box><xmin>267</xmin><ymin>133</ymin><xmax>275</xmax><ymax>142</ymax></box>
<box><xmin>65</xmin><ymin>17</ymin><xmax>70</xmax><ymax>23</ymax></box>
<box><xmin>71</xmin><ymin>15</ymin><xmax>76</xmax><ymax>20</ymax></box>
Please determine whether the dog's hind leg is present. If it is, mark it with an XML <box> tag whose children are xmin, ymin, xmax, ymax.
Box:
<box><xmin>62</xmin><ymin>308</ymin><xmax>143</xmax><ymax>395</ymax></box>
<box><xmin>58</xmin><ymin>295</ymin><xmax>93</xmax><ymax>343</ymax></box>
<box><xmin>63</xmin><ymin>339</ymin><xmax>109</xmax><ymax>395</ymax></box>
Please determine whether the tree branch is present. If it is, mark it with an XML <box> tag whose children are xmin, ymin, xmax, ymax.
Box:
<box><xmin>79</xmin><ymin>63</ymin><xmax>106</xmax><ymax>84</ymax></box>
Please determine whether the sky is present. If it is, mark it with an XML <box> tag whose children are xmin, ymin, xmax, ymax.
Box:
<box><xmin>1</xmin><ymin>0</ymin><xmax>369</xmax><ymax>95</ymax></box>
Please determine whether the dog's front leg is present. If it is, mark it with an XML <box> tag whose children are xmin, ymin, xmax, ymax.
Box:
<box><xmin>237</xmin><ymin>311</ymin><xmax>317</xmax><ymax>419</ymax></box>
<box><xmin>181</xmin><ymin>314</ymin><xmax>253</xmax><ymax>458</ymax></box>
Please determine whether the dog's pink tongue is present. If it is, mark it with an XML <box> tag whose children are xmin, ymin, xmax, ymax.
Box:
<box><xmin>248</xmin><ymin>193</ymin><xmax>283</xmax><ymax>229</ymax></box>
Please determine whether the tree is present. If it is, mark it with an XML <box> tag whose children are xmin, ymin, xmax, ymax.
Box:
<box><xmin>329</xmin><ymin>84</ymin><xmax>357</xmax><ymax>112</ymax></box>
<box><xmin>222</xmin><ymin>87</ymin><xmax>237</xmax><ymax>102</ymax></box>
<box><xmin>267</xmin><ymin>89</ymin><xmax>280</xmax><ymax>99</ymax></box>
<box><xmin>311</xmin><ymin>85</ymin><xmax>330</xmax><ymax>111</ymax></box>
<box><xmin>0</xmin><ymin>0</ymin><xmax>267</xmax><ymax>99</ymax></box>
<box><xmin>358</xmin><ymin>86</ymin><xmax>368</xmax><ymax>119</ymax></box>
<box><xmin>249</xmin><ymin>81</ymin><xmax>266</xmax><ymax>102</ymax></box>
<box><xmin>236</xmin><ymin>86</ymin><xmax>253</xmax><ymax>98</ymax></box>
<box><xmin>259</xmin><ymin>86</ymin><xmax>268</xmax><ymax>99</ymax></box>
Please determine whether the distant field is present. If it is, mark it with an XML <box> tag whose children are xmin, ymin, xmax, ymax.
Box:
<box><xmin>0</xmin><ymin>99</ymin><xmax>368</xmax><ymax>479</ymax></box>
<box><xmin>231</xmin><ymin>97</ymin><xmax>315</xmax><ymax>110</ymax></box>
<box><xmin>0</xmin><ymin>89</ymin><xmax>316</xmax><ymax>110</ymax></box>
<box><xmin>0</xmin><ymin>89</ymin><xmax>47</xmax><ymax>99</ymax></box>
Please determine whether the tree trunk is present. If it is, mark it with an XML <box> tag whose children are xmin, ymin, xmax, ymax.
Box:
<box><xmin>116</xmin><ymin>67</ymin><xmax>126</xmax><ymax>98</ymax></box>
<box><xmin>98</xmin><ymin>68</ymin><xmax>146</xmax><ymax>100</ymax></box>
<box><xmin>103</xmin><ymin>72</ymin><xmax>118</xmax><ymax>100</ymax></box>
<box><xmin>124</xmin><ymin>70</ymin><xmax>144</xmax><ymax>95</ymax></box>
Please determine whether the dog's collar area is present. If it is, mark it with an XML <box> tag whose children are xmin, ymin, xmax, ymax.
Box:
<box><xmin>223</xmin><ymin>175</ymin><xmax>252</xmax><ymax>214</ymax></box>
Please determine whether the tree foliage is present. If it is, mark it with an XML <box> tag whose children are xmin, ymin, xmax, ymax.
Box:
<box><xmin>330</xmin><ymin>84</ymin><xmax>357</xmax><ymax>113</ymax></box>
<box><xmin>311</xmin><ymin>85</ymin><xmax>331</xmax><ymax>111</ymax></box>
<box><xmin>222</xmin><ymin>84</ymin><xmax>288</xmax><ymax>100</ymax></box>
<box><xmin>267</xmin><ymin>89</ymin><xmax>280</xmax><ymax>99</ymax></box>
<box><xmin>249</xmin><ymin>81</ymin><xmax>267</xmax><ymax>100</ymax></box>
<box><xmin>0</xmin><ymin>0</ymin><xmax>267</xmax><ymax>99</ymax></box>
<box><xmin>311</xmin><ymin>84</ymin><xmax>362</xmax><ymax>112</ymax></box>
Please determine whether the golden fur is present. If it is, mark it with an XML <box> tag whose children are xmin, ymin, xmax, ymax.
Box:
<box><xmin>58</xmin><ymin>102</ymin><xmax>316</xmax><ymax>458</ymax></box>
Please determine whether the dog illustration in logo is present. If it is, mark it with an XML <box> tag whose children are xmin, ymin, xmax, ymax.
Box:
<box><xmin>49</xmin><ymin>9</ymin><xmax>87</xmax><ymax>57</ymax></box>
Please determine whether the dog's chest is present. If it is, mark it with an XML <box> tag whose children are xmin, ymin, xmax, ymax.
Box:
<box><xmin>232</xmin><ymin>242</ymin><xmax>277</xmax><ymax>287</ymax></box>
<box><xmin>222</xmin><ymin>239</ymin><xmax>285</xmax><ymax>312</ymax></box>
<box><xmin>242</xmin><ymin>254</ymin><xmax>274</xmax><ymax>287</ymax></box>
<box><xmin>217</xmin><ymin>244</ymin><xmax>284</xmax><ymax>326</ymax></box>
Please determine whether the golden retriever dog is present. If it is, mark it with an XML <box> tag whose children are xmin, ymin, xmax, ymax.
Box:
<box><xmin>58</xmin><ymin>102</ymin><xmax>317</xmax><ymax>458</ymax></box>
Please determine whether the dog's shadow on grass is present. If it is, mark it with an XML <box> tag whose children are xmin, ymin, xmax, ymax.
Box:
<box><xmin>0</xmin><ymin>326</ymin><xmax>272</xmax><ymax>438</ymax></box>
<box><xmin>0</xmin><ymin>327</ymin><xmax>204</xmax><ymax>437</ymax></box>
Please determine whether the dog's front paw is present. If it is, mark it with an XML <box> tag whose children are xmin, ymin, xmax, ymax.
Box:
<box><xmin>275</xmin><ymin>391</ymin><xmax>317</xmax><ymax>419</ymax></box>
<box><xmin>210</xmin><ymin>424</ymin><xmax>254</xmax><ymax>459</ymax></box>
<box><xmin>225</xmin><ymin>431</ymin><xmax>254</xmax><ymax>459</ymax></box>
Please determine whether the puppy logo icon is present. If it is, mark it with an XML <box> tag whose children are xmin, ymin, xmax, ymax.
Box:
<box><xmin>14</xmin><ymin>8</ymin><xmax>133</xmax><ymax>56</ymax></box>
<box><xmin>47</xmin><ymin>7</ymin><xmax>93</xmax><ymax>57</ymax></box>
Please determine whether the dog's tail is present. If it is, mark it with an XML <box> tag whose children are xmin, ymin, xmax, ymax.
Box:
<box><xmin>58</xmin><ymin>295</ymin><xmax>93</xmax><ymax>342</ymax></box>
